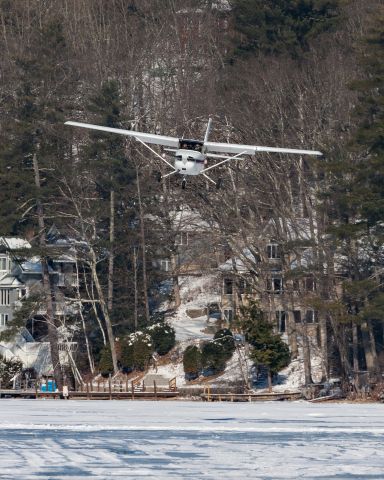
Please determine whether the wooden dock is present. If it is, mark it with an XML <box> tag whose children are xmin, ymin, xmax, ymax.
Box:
<box><xmin>200</xmin><ymin>391</ymin><xmax>302</xmax><ymax>402</ymax></box>
<box><xmin>0</xmin><ymin>388</ymin><xmax>179</xmax><ymax>400</ymax></box>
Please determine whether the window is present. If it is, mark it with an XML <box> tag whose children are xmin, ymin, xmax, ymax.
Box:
<box><xmin>0</xmin><ymin>314</ymin><xmax>8</xmax><ymax>326</ymax></box>
<box><xmin>176</xmin><ymin>232</ymin><xmax>189</xmax><ymax>246</ymax></box>
<box><xmin>267</xmin><ymin>277</ymin><xmax>283</xmax><ymax>294</ymax></box>
<box><xmin>293</xmin><ymin>310</ymin><xmax>301</xmax><ymax>323</ymax></box>
<box><xmin>223</xmin><ymin>309</ymin><xmax>233</xmax><ymax>322</ymax></box>
<box><xmin>305</xmin><ymin>310</ymin><xmax>318</xmax><ymax>324</ymax></box>
<box><xmin>0</xmin><ymin>256</ymin><xmax>8</xmax><ymax>271</ymax></box>
<box><xmin>304</xmin><ymin>277</ymin><xmax>315</xmax><ymax>291</ymax></box>
<box><xmin>292</xmin><ymin>278</ymin><xmax>300</xmax><ymax>291</ymax></box>
<box><xmin>0</xmin><ymin>289</ymin><xmax>10</xmax><ymax>306</ymax></box>
<box><xmin>224</xmin><ymin>278</ymin><xmax>233</xmax><ymax>295</ymax></box>
<box><xmin>238</xmin><ymin>278</ymin><xmax>246</xmax><ymax>295</ymax></box>
<box><xmin>276</xmin><ymin>311</ymin><xmax>286</xmax><ymax>333</ymax></box>
<box><xmin>267</xmin><ymin>243</ymin><xmax>280</xmax><ymax>259</ymax></box>
<box><xmin>159</xmin><ymin>259</ymin><xmax>170</xmax><ymax>272</ymax></box>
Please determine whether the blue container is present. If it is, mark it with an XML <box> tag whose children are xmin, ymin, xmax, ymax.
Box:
<box><xmin>47</xmin><ymin>380</ymin><xmax>57</xmax><ymax>392</ymax></box>
<box><xmin>41</xmin><ymin>380</ymin><xmax>57</xmax><ymax>392</ymax></box>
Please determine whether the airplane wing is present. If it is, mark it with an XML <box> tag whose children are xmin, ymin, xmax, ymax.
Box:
<box><xmin>65</xmin><ymin>121</ymin><xmax>180</xmax><ymax>148</ymax></box>
<box><xmin>204</xmin><ymin>141</ymin><xmax>322</xmax><ymax>156</ymax></box>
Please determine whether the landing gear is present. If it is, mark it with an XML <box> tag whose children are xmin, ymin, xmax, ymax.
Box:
<box><xmin>181</xmin><ymin>177</ymin><xmax>186</xmax><ymax>190</ymax></box>
<box><xmin>156</xmin><ymin>171</ymin><xmax>162</xmax><ymax>182</ymax></box>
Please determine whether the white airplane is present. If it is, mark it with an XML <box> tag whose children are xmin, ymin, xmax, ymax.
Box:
<box><xmin>65</xmin><ymin>118</ymin><xmax>322</xmax><ymax>189</ymax></box>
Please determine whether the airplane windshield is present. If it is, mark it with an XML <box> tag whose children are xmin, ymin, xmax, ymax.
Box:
<box><xmin>179</xmin><ymin>140</ymin><xmax>203</xmax><ymax>152</ymax></box>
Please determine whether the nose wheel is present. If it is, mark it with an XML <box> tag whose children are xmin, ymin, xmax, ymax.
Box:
<box><xmin>181</xmin><ymin>177</ymin><xmax>186</xmax><ymax>189</ymax></box>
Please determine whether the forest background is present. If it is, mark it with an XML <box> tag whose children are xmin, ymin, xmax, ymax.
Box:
<box><xmin>0</xmin><ymin>0</ymin><xmax>383</xmax><ymax>388</ymax></box>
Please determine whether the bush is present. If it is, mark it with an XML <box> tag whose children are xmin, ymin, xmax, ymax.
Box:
<box><xmin>201</xmin><ymin>341</ymin><xmax>227</xmax><ymax>374</ymax></box>
<box><xmin>213</xmin><ymin>329</ymin><xmax>235</xmax><ymax>360</ymax></box>
<box><xmin>98</xmin><ymin>346</ymin><xmax>114</xmax><ymax>377</ymax></box>
<box><xmin>183</xmin><ymin>345</ymin><xmax>202</xmax><ymax>379</ymax></box>
<box><xmin>120</xmin><ymin>332</ymin><xmax>153</xmax><ymax>371</ymax></box>
<box><xmin>146</xmin><ymin>322</ymin><xmax>176</xmax><ymax>356</ymax></box>
<box><xmin>0</xmin><ymin>355</ymin><xmax>23</xmax><ymax>387</ymax></box>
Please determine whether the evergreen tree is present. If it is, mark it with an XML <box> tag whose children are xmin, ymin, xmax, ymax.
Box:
<box><xmin>146</xmin><ymin>322</ymin><xmax>176</xmax><ymax>356</ymax></box>
<box><xmin>213</xmin><ymin>328</ymin><xmax>236</xmax><ymax>360</ymax></box>
<box><xmin>120</xmin><ymin>332</ymin><xmax>153</xmax><ymax>371</ymax></box>
<box><xmin>230</xmin><ymin>0</ymin><xmax>341</xmax><ymax>57</ymax></box>
<box><xmin>240</xmin><ymin>303</ymin><xmax>290</xmax><ymax>390</ymax></box>
<box><xmin>201</xmin><ymin>340</ymin><xmax>228</xmax><ymax>374</ymax></box>
<box><xmin>0</xmin><ymin>15</ymin><xmax>76</xmax><ymax>389</ymax></box>
<box><xmin>0</xmin><ymin>355</ymin><xmax>23</xmax><ymax>388</ymax></box>
<box><xmin>99</xmin><ymin>346</ymin><xmax>114</xmax><ymax>377</ymax></box>
<box><xmin>324</xmin><ymin>8</ymin><xmax>384</xmax><ymax>378</ymax></box>
<box><xmin>183</xmin><ymin>345</ymin><xmax>202</xmax><ymax>380</ymax></box>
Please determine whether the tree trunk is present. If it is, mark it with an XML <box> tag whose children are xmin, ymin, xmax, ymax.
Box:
<box><xmin>302</xmin><ymin>320</ymin><xmax>312</xmax><ymax>385</ymax></box>
<box><xmin>319</xmin><ymin>314</ymin><xmax>328</xmax><ymax>380</ymax></box>
<box><xmin>107</xmin><ymin>189</ymin><xmax>115</xmax><ymax>312</ymax></box>
<box><xmin>75</xmin><ymin>260</ymin><xmax>94</xmax><ymax>374</ymax></box>
<box><xmin>171</xmin><ymin>252</ymin><xmax>181</xmax><ymax>309</ymax></box>
<box><xmin>361</xmin><ymin>320</ymin><xmax>378</xmax><ymax>377</ymax></box>
<box><xmin>90</xmin><ymin>248</ymin><xmax>118</xmax><ymax>374</ymax></box>
<box><xmin>267</xmin><ymin>369</ymin><xmax>272</xmax><ymax>392</ymax></box>
<box><xmin>133</xmin><ymin>246</ymin><xmax>138</xmax><ymax>330</ymax></box>
<box><xmin>136</xmin><ymin>165</ymin><xmax>150</xmax><ymax>323</ymax></box>
<box><xmin>33</xmin><ymin>153</ymin><xmax>63</xmax><ymax>389</ymax></box>
<box><xmin>352</xmin><ymin>322</ymin><xmax>359</xmax><ymax>373</ymax></box>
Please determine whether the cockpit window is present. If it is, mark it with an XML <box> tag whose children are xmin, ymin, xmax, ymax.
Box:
<box><xmin>176</xmin><ymin>155</ymin><xmax>182</xmax><ymax>160</ymax></box>
<box><xmin>179</xmin><ymin>140</ymin><xmax>203</xmax><ymax>152</ymax></box>
<box><xmin>187</xmin><ymin>156</ymin><xmax>195</xmax><ymax>161</ymax></box>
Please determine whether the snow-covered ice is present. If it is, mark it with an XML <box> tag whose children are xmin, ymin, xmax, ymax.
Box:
<box><xmin>0</xmin><ymin>399</ymin><xmax>383</xmax><ymax>479</ymax></box>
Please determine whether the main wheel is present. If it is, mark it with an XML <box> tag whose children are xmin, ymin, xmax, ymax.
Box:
<box><xmin>156</xmin><ymin>171</ymin><xmax>162</xmax><ymax>182</ymax></box>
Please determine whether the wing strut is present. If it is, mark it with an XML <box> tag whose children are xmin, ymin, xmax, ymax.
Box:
<box><xmin>202</xmin><ymin>173</ymin><xmax>217</xmax><ymax>185</ymax></box>
<box><xmin>201</xmin><ymin>151</ymin><xmax>247</xmax><ymax>173</ymax></box>
<box><xmin>134</xmin><ymin>136</ymin><xmax>177</xmax><ymax>173</ymax></box>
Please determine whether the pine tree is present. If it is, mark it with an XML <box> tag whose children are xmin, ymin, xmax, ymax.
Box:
<box><xmin>230</xmin><ymin>0</ymin><xmax>341</xmax><ymax>57</ymax></box>
<box><xmin>183</xmin><ymin>345</ymin><xmax>202</xmax><ymax>379</ymax></box>
<box><xmin>240</xmin><ymin>303</ymin><xmax>290</xmax><ymax>390</ymax></box>
<box><xmin>325</xmin><ymin>7</ymin><xmax>384</xmax><ymax>379</ymax></box>
<box><xmin>0</xmin><ymin>15</ymin><xmax>76</xmax><ymax>389</ymax></box>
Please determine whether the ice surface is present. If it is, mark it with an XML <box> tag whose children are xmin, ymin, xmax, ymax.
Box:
<box><xmin>0</xmin><ymin>399</ymin><xmax>383</xmax><ymax>479</ymax></box>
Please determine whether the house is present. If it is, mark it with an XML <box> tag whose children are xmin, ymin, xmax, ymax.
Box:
<box><xmin>219</xmin><ymin>218</ymin><xmax>321</xmax><ymax>344</ymax></box>
<box><xmin>151</xmin><ymin>207</ymin><xmax>223</xmax><ymax>275</ymax></box>
<box><xmin>0</xmin><ymin>229</ymin><xmax>80</xmax><ymax>377</ymax></box>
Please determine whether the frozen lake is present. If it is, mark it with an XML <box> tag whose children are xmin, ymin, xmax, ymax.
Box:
<box><xmin>0</xmin><ymin>399</ymin><xmax>383</xmax><ymax>479</ymax></box>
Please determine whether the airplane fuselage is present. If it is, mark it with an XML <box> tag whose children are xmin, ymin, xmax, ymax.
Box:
<box><xmin>174</xmin><ymin>149</ymin><xmax>207</xmax><ymax>176</ymax></box>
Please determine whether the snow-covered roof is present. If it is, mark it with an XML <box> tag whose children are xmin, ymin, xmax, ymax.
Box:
<box><xmin>262</xmin><ymin>218</ymin><xmax>315</xmax><ymax>243</ymax></box>
<box><xmin>20</xmin><ymin>257</ymin><xmax>54</xmax><ymax>274</ymax></box>
<box><xmin>0</xmin><ymin>237</ymin><xmax>31</xmax><ymax>250</ymax></box>
<box><xmin>0</xmin><ymin>274</ymin><xmax>24</xmax><ymax>286</ymax></box>
<box><xmin>52</xmin><ymin>254</ymin><xmax>76</xmax><ymax>263</ymax></box>
<box><xmin>219</xmin><ymin>248</ymin><xmax>257</xmax><ymax>273</ymax></box>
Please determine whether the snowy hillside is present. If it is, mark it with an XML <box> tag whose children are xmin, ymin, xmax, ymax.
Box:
<box><xmin>151</xmin><ymin>273</ymin><xmax>311</xmax><ymax>392</ymax></box>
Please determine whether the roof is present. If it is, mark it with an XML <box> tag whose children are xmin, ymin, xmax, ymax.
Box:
<box><xmin>0</xmin><ymin>274</ymin><xmax>24</xmax><ymax>286</ymax></box>
<box><xmin>0</xmin><ymin>237</ymin><xmax>31</xmax><ymax>250</ymax></box>
<box><xmin>20</xmin><ymin>257</ymin><xmax>54</xmax><ymax>274</ymax></box>
<box><xmin>219</xmin><ymin>248</ymin><xmax>257</xmax><ymax>273</ymax></box>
